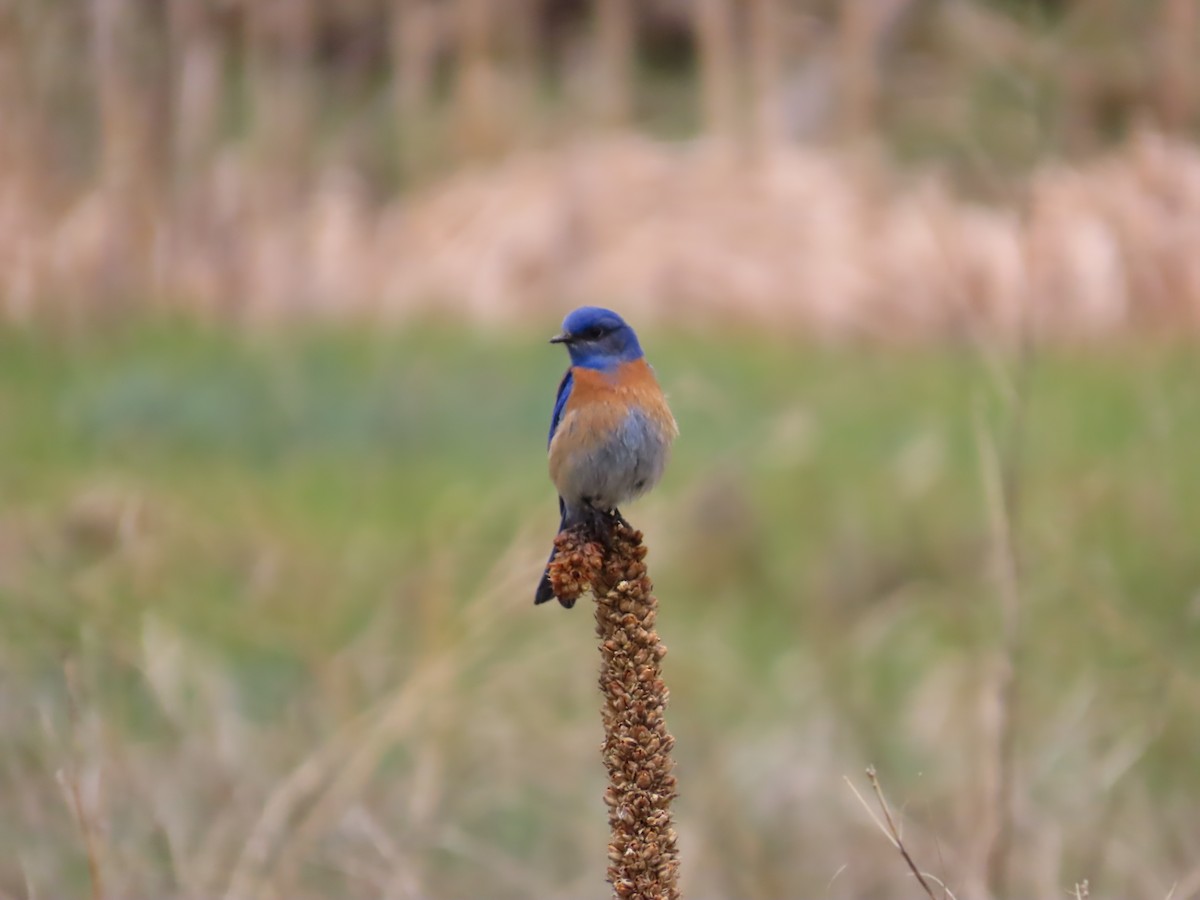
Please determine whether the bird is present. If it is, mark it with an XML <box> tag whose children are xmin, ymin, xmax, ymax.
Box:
<box><xmin>535</xmin><ymin>306</ymin><xmax>678</xmax><ymax>608</ymax></box>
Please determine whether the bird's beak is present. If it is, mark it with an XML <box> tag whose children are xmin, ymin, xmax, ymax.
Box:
<box><xmin>549</xmin><ymin>332</ymin><xmax>571</xmax><ymax>344</ymax></box>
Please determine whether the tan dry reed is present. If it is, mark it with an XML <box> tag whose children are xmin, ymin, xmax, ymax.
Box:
<box><xmin>548</xmin><ymin>523</ymin><xmax>681</xmax><ymax>900</ymax></box>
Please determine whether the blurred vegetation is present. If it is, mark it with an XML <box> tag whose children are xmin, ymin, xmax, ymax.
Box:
<box><xmin>3</xmin><ymin>323</ymin><xmax>1199</xmax><ymax>897</ymax></box>
<box><xmin>3</xmin><ymin>0</ymin><xmax>1198</xmax><ymax>332</ymax></box>
<box><xmin>3</xmin><ymin>0</ymin><xmax>1196</xmax><ymax>194</ymax></box>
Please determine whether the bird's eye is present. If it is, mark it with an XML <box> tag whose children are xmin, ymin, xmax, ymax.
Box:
<box><xmin>582</xmin><ymin>326</ymin><xmax>605</xmax><ymax>341</ymax></box>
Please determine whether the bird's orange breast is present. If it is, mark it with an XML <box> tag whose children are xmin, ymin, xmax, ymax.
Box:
<box><xmin>562</xmin><ymin>359</ymin><xmax>676</xmax><ymax>434</ymax></box>
<box><xmin>548</xmin><ymin>359</ymin><xmax>678</xmax><ymax>490</ymax></box>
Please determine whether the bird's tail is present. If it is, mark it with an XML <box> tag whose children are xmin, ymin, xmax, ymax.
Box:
<box><xmin>534</xmin><ymin>500</ymin><xmax>575</xmax><ymax>608</ymax></box>
<box><xmin>534</xmin><ymin>556</ymin><xmax>566</xmax><ymax>606</ymax></box>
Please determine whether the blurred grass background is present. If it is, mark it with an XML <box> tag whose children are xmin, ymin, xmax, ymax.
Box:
<box><xmin>4</xmin><ymin>323</ymin><xmax>1200</xmax><ymax>898</ymax></box>
<box><xmin>3</xmin><ymin>0</ymin><xmax>1200</xmax><ymax>898</ymax></box>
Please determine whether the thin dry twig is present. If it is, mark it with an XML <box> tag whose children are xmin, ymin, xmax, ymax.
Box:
<box><xmin>1164</xmin><ymin>855</ymin><xmax>1200</xmax><ymax>900</ymax></box>
<box><xmin>973</xmin><ymin>343</ymin><xmax>1032</xmax><ymax>897</ymax></box>
<box><xmin>846</xmin><ymin>767</ymin><xmax>945</xmax><ymax>900</ymax></box>
<box><xmin>867</xmin><ymin>767</ymin><xmax>942</xmax><ymax>900</ymax></box>
<box><xmin>59</xmin><ymin>661</ymin><xmax>105</xmax><ymax>900</ymax></box>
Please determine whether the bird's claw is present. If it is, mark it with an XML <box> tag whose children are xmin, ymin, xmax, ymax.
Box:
<box><xmin>608</xmin><ymin>508</ymin><xmax>631</xmax><ymax>530</ymax></box>
<box><xmin>576</xmin><ymin>505</ymin><xmax>627</xmax><ymax>549</ymax></box>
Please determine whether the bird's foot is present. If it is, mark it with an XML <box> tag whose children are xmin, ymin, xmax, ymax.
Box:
<box><xmin>607</xmin><ymin>507</ymin><xmax>631</xmax><ymax>530</ymax></box>
<box><xmin>574</xmin><ymin>501</ymin><xmax>619</xmax><ymax>550</ymax></box>
<box><xmin>573</xmin><ymin>501</ymin><xmax>633</xmax><ymax>550</ymax></box>
<box><xmin>586</xmin><ymin>506</ymin><xmax>616</xmax><ymax>550</ymax></box>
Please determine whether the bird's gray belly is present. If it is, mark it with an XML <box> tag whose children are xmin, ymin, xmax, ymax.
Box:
<box><xmin>560</xmin><ymin>409</ymin><xmax>669</xmax><ymax>510</ymax></box>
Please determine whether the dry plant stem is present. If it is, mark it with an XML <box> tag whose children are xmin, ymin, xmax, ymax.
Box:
<box><xmin>837</xmin><ymin>0</ymin><xmax>878</xmax><ymax>140</ymax></box>
<box><xmin>850</xmin><ymin>767</ymin><xmax>939</xmax><ymax>900</ymax></box>
<box><xmin>453</xmin><ymin>0</ymin><xmax>498</xmax><ymax>158</ymax></box>
<box><xmin>1157</xmin><ymin>0</ymin><xmax>1197</xmax><ymax>132</ymax></box>
<box><xmin>62</xmin><ymin>661</ymin><xmax>105</xmax><ymax>900</ymax></box>
<box><xmin>746</xmin><ymin>0</ymin><xmax>783</xmax><ymax>156</ymax></box>
<box><xmin>392</xmin><ymin>0</ymin><xmax>438</xmax><ymax>113</ymax></box>
<box><xmin>976</xmin><ymin>418</ymin><xmax>1020</xmax><ymax>897</ymax></box>
<box><xmin>694</xmin><ymin>0</ymin><xmax>739</xmax><ymax>143</ymax></box>
<box><xmin>974</xmin><ymin>346</ymin><xmax>1030</xmax><ymax>899</ymax></box>
<box><xmin>594</xmin><ymin>0</ymin><xmax>635</xmax><ymax>127</ymax></box>
<box><xmin>549</xmin><ymin>524</ymin><xmax>681</xmax><ymax>900</ymax></box>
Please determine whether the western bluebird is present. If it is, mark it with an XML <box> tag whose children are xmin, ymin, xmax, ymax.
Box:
<box><xmin>535</xmin><ymin>307</ymin><xmax>678</xmax><ymax>608</ymax></box>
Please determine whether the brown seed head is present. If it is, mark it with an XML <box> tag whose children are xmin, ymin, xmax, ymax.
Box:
<box><xmin>545</xmin><ymin>520</ymin><xmax>680</xmax><ymax>899</ymax></box>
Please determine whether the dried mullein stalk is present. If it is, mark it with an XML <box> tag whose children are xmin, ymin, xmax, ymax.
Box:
<box><xmin>549</xmin><ymin>522</ymin><xmax>681</xmax><ymax>900</ymax></box>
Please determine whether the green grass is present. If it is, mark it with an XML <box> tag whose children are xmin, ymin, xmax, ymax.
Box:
<box><xmin>2</xmin><ymin>322</ymin><xmax>1199</xmax><ymax>898</ymax></box>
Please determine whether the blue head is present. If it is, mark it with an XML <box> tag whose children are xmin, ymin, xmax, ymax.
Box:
<box><xmin>549</xmin><ymin>307</ymin><xmax>644</xmax><ymax>371</ymax></box>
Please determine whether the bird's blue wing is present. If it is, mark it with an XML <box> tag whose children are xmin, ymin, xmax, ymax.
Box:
<box><xmin>548</xmin><ymin>368</ymin><xmax>573</xmax><ymax>448</ymax></box>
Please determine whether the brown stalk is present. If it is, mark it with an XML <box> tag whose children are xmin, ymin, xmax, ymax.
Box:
<box><xmin>167</xmin><ymin>0</ymin><xmax>224</xmax><ymax>178</ymax></box>
<box><xmin>746</xmin><ymin>0</ymin><xmax>783</xmax><ymax>157</ymax></box>
<box><xmin>452</xmin><ymin>0</ymin><xmax>499</xmax><ymax>158</ymax></box>
<box><xmin>548</xmin><ymin>523</ymin><xmax>681</xmax><ymax>900</ymax></box>
<box><xmin>836</xmin><ymin>0</ymin><xmax>878</xmax><ymax>141</ymax></box>
<box><xmin>88</xmin><ymin>0</ymin><xmax>169</xmax><ymax>306</ymax></box>
<box><xmin>1156</xmin><ymin>0</ymin><xmax>1197</xmax><ymax>133</ymax></box>
<box><xmin>594</xmin><ymin>0</ymin><xmax>636</xmax><ymax>128</ymax></box>
<box><xmin>694</xmin><ymin>0</ymin><xmax>739</xmax><ymax>144</ymax></box>
<box><xmin>245</xmin><ymin>0</ymin><xmax>315</xmax><ymax>197</ymax></box>
<box><xmin>391</xmin><ymin>0</ymin><xmax>441</xmax><ymax>175</ymax></box>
